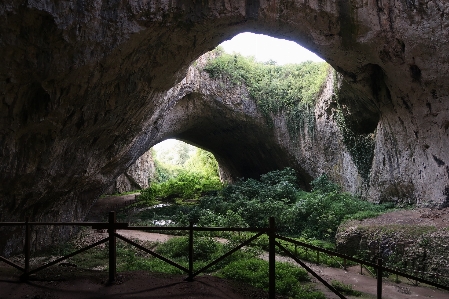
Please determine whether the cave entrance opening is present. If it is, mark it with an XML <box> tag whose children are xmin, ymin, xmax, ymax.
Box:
<box><xmin>107</xmin><ymin>32</ymin><xmax>325</xmax><ymax>197</ymax></box>
<box><xmin>146</xmin><ymin>32</ymin><xmax>326</xmax><ymax>189</ymax></box>
<box><xmin>103</xmin><ymin>138</ymin><xmax>222</xmax><ymax>197</ymax></box>
<box><xmin>150</xmin><ymin>138</ymin><xmax>222</xmax><ymax>185</ymax></box>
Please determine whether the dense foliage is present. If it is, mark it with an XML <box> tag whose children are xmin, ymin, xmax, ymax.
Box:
<box><xmin>203</xmin><ymin>48</ymin><xmax>329</xmax><ymax>136</ymax></box>
<box><xmin>134</xmin><ymin>168</ymin><xmax>393</xmax><ymax>242</ymax></box>
<box><xmin>141</xmin><ymin>145</ymin><xmax>222</xmax><ymax>202</ymax></box>
<box><xmin>118</xmin><ymin>236</ymin><xmax>324</xmax><ymax>298</ymax></box>
<box><xmin>140</xmin><ymin>170</ymin><xmax>222</xmax><ymax>202</ymax></box>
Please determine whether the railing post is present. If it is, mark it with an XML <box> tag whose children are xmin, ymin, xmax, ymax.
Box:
<box><xmin>343</xmin><ymin>258</ymin><xmax>347</xmax><ymax>271</ymax></box>
<box><xmin>188</xmin><ymin>221</ymin><xmax>194</xmax><ymax>281</ymax></box>
<box><xmin>377</xmin><ymin>258</ymin><xmax>382</xmax><ymax>299</ymax></box>
<box><xmin>108</xmin><ymin>211</ymin><xmax>116</xmax><ymax>284</ymax></box>
<box><xmin>269</xmin><ymin>217</ymin><xmax>276</xmax><ymax>299</ymax></box>
<box><xmin>23</xmin><ymin>216</ymin><xmax>30</xmax><ymax>280</ymax></box>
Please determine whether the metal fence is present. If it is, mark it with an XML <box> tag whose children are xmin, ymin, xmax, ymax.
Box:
<box><xmin>1</xmin><ymin>212</ymin><xmax>448</xmax><ymax>299</ymax></box>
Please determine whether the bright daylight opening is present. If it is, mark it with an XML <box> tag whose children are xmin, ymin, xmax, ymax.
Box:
<box><xmin>219</xmin><ymin>32</ymin><xmax>324</xmax><ymax>65</ymax></box>
<box><xmin>117</xmin><ymin>32</ymin><xmax>326</xmax><ymax>197</ymax></box>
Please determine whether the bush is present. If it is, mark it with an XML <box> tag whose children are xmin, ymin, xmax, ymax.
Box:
<box><xmin>218</xmin><ymin>258</ymin><xmax>324</xmax><ymax>298</ymax></box>
<box><xmin>156</xmin><ymin>236</ymin><xmax>220</xmax><ymax>262</ymax></box>
<box><xmin>133</xmin><ymin>169</ymin><xmax>394</xmax><ymax>246</ymax></box>
<box><xmin>192</xmin><ymin>171</ymin><xmax>393</xmax><ymax>240</ymax></box>
<box><xmin>311</xmin><ymin>174</ymin><xmax>340</xmax><ymax>193</ymax></box>
<box><xmin>140</xmin><ymin>170</ymin><xmax>223</xmax><ymax>202</ymax></box>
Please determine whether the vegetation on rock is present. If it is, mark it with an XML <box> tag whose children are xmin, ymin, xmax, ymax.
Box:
<box><xmin>337</xmin><ymin>220</ymin><xmax>449</xmax><ymax>286</ymax></box>
<box><xmin>334</xmin><ymin>110</ymin><xmax>375</xmax><ymax>181</ymax></box>
<box><xmin>203</xmin><ymin>47</ymin><xmax>329</xmax><ymax>136</ymax></box>
<box><xmin>331</xmin><ymin>72</ymin><xmax>376</xmax><ymax>181</ymax></box>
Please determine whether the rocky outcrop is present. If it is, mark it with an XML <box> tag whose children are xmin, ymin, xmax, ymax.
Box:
<box><xmin>1</xmin><ymin>1</ymin><xmax>449</xmax><ymax>255</ymax></box>
<box><xmin>104</xmin><ymin>149</ymin><xmax>156</xmax><ymax>194</ymax></box>
<box><xmin>151</xmin><ymin>54</ymin><xmax>360</xmax><ymax>192</ymax></box>
<box><xmin>336</xmin><ymin>208</ymin><xmax>449</xmax><ymax>283</ymax></box>
<box><xmin>152</xmin><ymin>54</ymin><xmax>310</xmax><ymax>185</ymax></box>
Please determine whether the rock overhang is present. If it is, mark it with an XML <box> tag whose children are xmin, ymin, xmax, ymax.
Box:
<box><xmin>0</xmin><ymin>0</ymin><xmax>448</xmax><ymax>254</ymax></box>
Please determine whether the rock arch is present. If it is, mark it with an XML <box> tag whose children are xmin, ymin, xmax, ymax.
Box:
<box><xmin>1</xmin><ymin>1</ymin><xmax>448</xmax><ymax>254</ymax></box>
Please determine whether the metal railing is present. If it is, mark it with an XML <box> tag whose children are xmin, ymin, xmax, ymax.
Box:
<box><xmin>1</xmin><ymin>212</ymin><xmax>448</xmax><ymax>299</ymax></box>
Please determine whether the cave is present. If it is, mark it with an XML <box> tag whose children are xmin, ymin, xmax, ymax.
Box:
<box><xmin>1</xmin><ymin>1</ymin><xmax>448</xmax><ymax>255</ymax></box>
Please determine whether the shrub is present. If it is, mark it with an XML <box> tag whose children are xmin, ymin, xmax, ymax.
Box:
<box><xmin>140</xmin><ymin>170</ymin><xmax>223</xmax><ymax>202</ymax></box>
<box><xmin>311</xmin><ymin>174</ymin><xmax>340</xmax><ymax>193</ymax></box>
<box><xmin>133</xmin><ymin>169</ymin><xmax>394</xmax><ymax>246</ymax></box>
<box><xmin>155</xmin><ymin>236</ymin><xmax>223</xmax><ymax>263</ymax></box>
<box><xmin>218</xmin><ymin>258</ymin><xmax>324</xmax><ymax>298</ymax></box>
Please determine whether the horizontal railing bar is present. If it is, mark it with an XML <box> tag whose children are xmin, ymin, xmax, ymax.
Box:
<box><xmin>276</xmin><ymin>235</ymin><xmax>377</xmax><ymax>267</ymax></box>
<box><xmin>0</xmin><ymin>222</ymin><xmax>111</xmax><ymax>226</ymax></box>
<box><xmin>276</xmin><ymin>241</ymin><xmax>347</xmax><ymax>299</ymax></box>
<box><xmin>114</xmin><ymin>233</ymin><xmax>189</xmax><ymax>273</ymax></box>
<box><xmin>124</xmin><ymin>226</ymin><xmax>268</xmax><ymax>232</ymax></box>
<box><xmin>0</xmin><ymin>256</ymin><xmax>25</xmax><ymax>272</ymax></box>
<box><xmin>381</xmin><ymin>266</ymin><xmax>449</xmax><ymax>291</ymax></box>
<box><xmin>277</xmin><ymin>235</ymin><xmax>449</xmax><ymax>291</ymax></box>
<box><xmin>188</xmin><ymin>231</ymin><xmax>265</xmax><ymax>280</ymax></box>
<box><xmin>27</xmin><ymin>237</ymin><xmax>109</xmax><ymax>276</ymax></box>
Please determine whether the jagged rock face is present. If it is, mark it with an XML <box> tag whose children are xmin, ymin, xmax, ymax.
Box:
<box><xmin>152</xmin><ymin>54</ymin><xmax>310</xmax><ymax>186</ymax></box>
<box><xmin>105</xmin><ymin>149</ymin><xmax>155</xmax><ymax>194</ymax></box>
<box><xmin>1</xmin><ymin>1</ymin><xmax>448</xmax><ymax>255</ymax></box>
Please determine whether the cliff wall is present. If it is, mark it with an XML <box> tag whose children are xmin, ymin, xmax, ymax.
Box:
<box><xmin>1</xmin><ymin>0</ymin><xmax>448</xmax><ymax>255</ymax></box>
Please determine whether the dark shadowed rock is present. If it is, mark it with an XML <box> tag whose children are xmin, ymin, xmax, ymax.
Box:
<box><xmin>105</xmin><ymin>149</ymin><xmax>155</xmax><ymax>194</ymax></box>
<box><xmin>1</xmin><ymin>0</ymin><xmax>448</xmax><ymax>255</ymax></box>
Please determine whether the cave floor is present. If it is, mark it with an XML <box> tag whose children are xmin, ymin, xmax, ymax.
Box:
<box><xmin>1</xmin><ymin>194</ymin><xmax>448</xmax><ymax>299</ymax></box>
<box><xmin>0</xmin><ymin>269</ymin><xmax>269</xmax><ymax>299</ymax></box>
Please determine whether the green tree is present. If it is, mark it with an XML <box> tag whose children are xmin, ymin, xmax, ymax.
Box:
<box><xmin>185</xmin><ymin>148</ymin><xmax>219</xmax><ymax>177</ymax></box>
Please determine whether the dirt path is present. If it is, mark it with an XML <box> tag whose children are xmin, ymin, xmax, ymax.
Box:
<box><xmin>2</xmin><ymin>194</ymin><xmax>448</xmax><ymax>299</ymax></box>
<box><xmin>90</xmin><ymin>194</ymin><xmax>449</xmax><ymax>299</ymax></box>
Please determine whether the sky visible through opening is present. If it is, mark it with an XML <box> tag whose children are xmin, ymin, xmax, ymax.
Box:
<box><xmin>154</xmin><ymin>32</ymin><xmax>323</xmax><ymax>153</ymax></box>
<box><xmin>220</xmin><ymin>32</ymin><xmax>324</xmax><ymax>64</ymax></box>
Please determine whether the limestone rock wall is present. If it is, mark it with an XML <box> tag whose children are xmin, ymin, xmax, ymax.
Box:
<box><xmin>1</xmin><ymin>0</ymin><xmax>449</xmax><ymax>255</ymax></box>
<box><xmin>159</xmin><ymin>55</ymin><xmax>370</xmax><ymax>197</ymax></box>
<box><xmin>105</xmin><ymin>149</ymin><xmax>156</xmax><ymax>194</ymax></box>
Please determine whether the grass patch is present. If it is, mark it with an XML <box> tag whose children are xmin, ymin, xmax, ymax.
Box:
<box><xmin>218</xmin><ymin>258</ymin><xmax>324</xmax><ymax>299</ymax></box>
<box><xmin>331</xmin><ymin>280</ymin><xmax>362</xmax><ymax>296</ymax></box>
